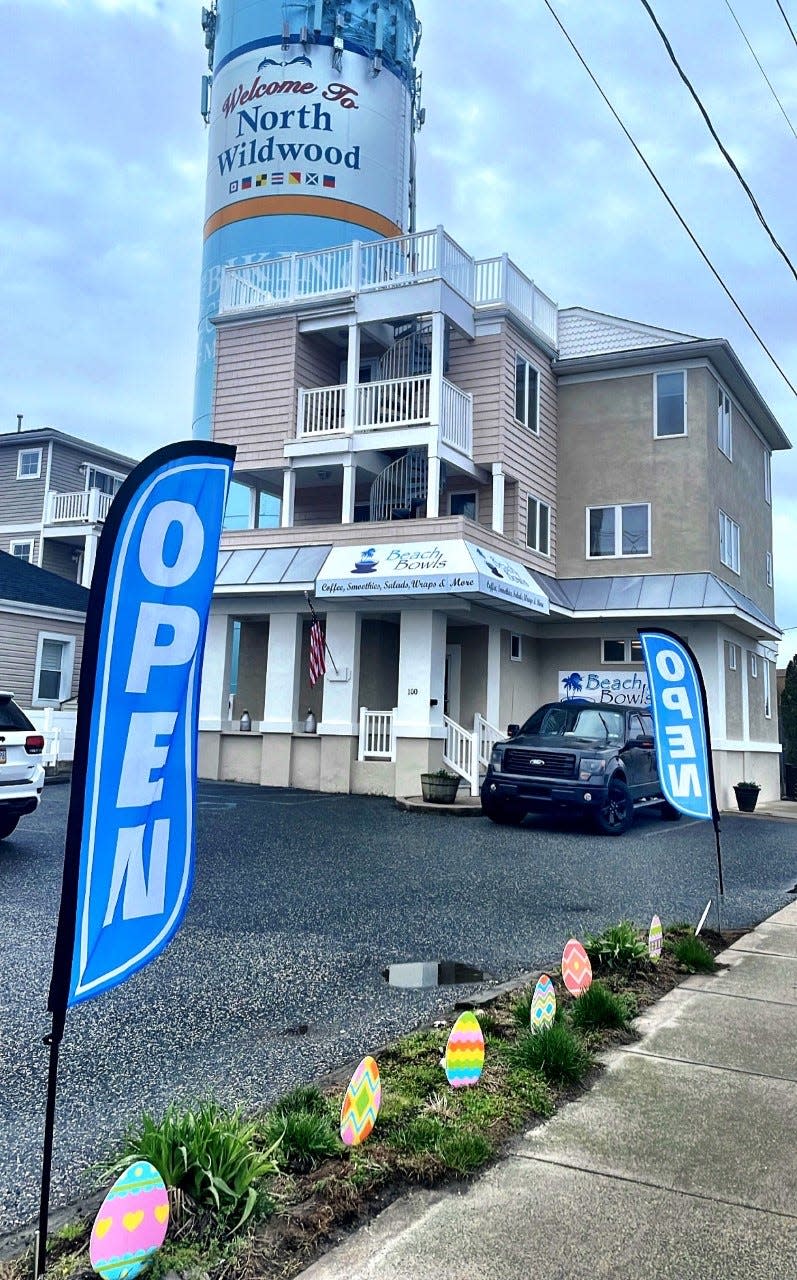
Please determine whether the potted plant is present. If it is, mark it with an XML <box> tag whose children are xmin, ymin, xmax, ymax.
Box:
<box><xmin>420</xmin><ymin>769</ymin><xmax>460</xmax><ymax>804</ymax></box>
<box><xmin>733</xmin><ymin>780</ymin><xmax>760</xmax><ymax>813</ymax></box>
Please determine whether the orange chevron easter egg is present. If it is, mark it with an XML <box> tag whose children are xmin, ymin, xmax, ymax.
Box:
<box><xmin>562</xmin><ymin>938</ymin><xmax>592</xmax><ymax>996</ymax></box>
<box><xmin>340</xmin><ymin>1056</ymin><xmax>381</xmax><ymax>1146</ymax></box>
<box><xmin>444</xmin><ymin>1011</ymin><xmax>485</xmax><ymax>1088</ymax></box>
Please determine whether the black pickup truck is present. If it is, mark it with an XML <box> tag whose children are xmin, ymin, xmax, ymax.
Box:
<box><xmin>481</xmin><ymin>698</ymin><xmax>680</xmax><ymax>835</ymax></box>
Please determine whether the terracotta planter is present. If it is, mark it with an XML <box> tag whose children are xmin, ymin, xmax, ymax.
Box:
<box><xmin>421</xmin><ymin>773</ymin><xmax>460</xmax><ymax>804</ymax></box>
<box><xmin>734</xmin><ymin>784</ymin><xmax>760</xmax><ymax>813</ymax></box>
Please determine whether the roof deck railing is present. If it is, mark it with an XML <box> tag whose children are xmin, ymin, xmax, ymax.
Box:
<box><xmin>220</xmin><ymin>226</ymin><xmax>558</xmax><ymax>348</ymax></box>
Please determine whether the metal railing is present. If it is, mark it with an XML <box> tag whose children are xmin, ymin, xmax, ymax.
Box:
<box><xmin>221</xmin><ymin>226</ymin><xmax>558</xmax><ymax>347</ymax></box>
<box><xmin>46</xmin><ymin>489</ymin><xmax>114</xmax><ymax>524</ymax></box>
<box><xmin>369</xmin><ymin>450</ymin><xmax>427</xmax><ymax>522</ymax></box>
<box><xmin>358</xmin><ymin>707</ymin><xmax>396</xmax><ymax>761</ymax></box>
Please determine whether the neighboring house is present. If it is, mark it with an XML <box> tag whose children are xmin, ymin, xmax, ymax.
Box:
<box><xmin>195</xmin><ymin>227</ymin><xmax>790</xmax><ymax>806</ymax></box>
<box><xmin>0</xmin><ymin>427</ymin><xmax>137</xmax><ymax>586</ymax></box>
<box><xmin>0</xmin><ymin>550</ymin><xmax>88</xmax><ymax>716</ymax></box>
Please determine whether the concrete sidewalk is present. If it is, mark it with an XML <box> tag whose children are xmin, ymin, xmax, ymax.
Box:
<box><xmin>301</xmin><ymin>901</ymin><xmax>797</xmax><ymax>1280</ymax></box>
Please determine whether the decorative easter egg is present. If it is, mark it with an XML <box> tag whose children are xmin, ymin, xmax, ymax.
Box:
<box><xmin>561</xmin><ymin>939</ymin><xmax>592</xmax><ymax>996</ymax></box>
<box><xmin>648</xmin><ymin>915</ymin><xmax>663</xmax><ymax>962</ymax></box>
<box><xmin>530</xmin><ymin>974</ymin><xmax>556</xmax><ymax>1032</ymax></box>
<box><xmin>444</xmin><ymin>1011</ymin><xmax>485</xmax><ymax>1088</ymax></box>
<box><xmin>90</xmin><ymin>1161</ymin><xmax>169</xmax><ymax>1280</ymax></box>
<box><xmin>340</xmin><ymin>1056</ymin><xmax>382</xmax><ymax>1146</ymax></box>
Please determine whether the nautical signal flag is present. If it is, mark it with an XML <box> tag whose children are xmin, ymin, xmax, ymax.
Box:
<box><xmin>288</xmin><ymin>172</ymin><xmax>301</xmax><ymax>185</ymax></box>
<box><xmin>309</xmin><ymin>619</ymin><xmax>326</xmax><ymax>686</ymax></box>
<box><xmin>256</xmin><ymin>174</ymin><xmax>268</xmax><ymax>186</ymax></box>
<box><xmin>323</xmin><ymin>174</ymin><xmax>336</xmax><ymax>188</ymax></box>
<box><xmin>241</xmin><ymin>177</ymin><xmax>252</xmax><ymax>190</ymax></box>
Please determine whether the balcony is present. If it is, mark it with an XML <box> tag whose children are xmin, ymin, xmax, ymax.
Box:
<box><xmin>220</xmin><ymin>226</ymin><xmax>558</xmax><ymax>350</ymax></box>
<box><xmin>45</xmin><ymin>489</ymin><xmax>114</xmax><ymax>526</ymax></box>
<box><xmin>296</xmin><ymin>374</ymin><xmax>473</xmax><ymax>457</ymax></box>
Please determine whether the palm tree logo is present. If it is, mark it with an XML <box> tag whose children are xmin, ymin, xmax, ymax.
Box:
<box><xmin>561</xmin><ymin>672</ymin><xmax>583</xmax><ymax>699</ymax></box>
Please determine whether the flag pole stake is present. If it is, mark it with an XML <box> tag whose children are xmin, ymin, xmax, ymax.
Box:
<box><xmin>35</xmin><ymin>1018</ymin><xmax>64</xmax><ymax>1278</ymax></box>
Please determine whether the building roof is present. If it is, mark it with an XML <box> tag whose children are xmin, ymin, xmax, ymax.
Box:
<box><xmin>0</xmin><ymin>426</ymin><xmax>138</xmax><ymax>470</ymax></box>
<box><xmin>534</xmin><ymin>570</ymin><xmax>779</xmax><ymax>637</ymax></box>
<box><xmin>558</xmin><ymin>307</ymin><xmax>696</xmax><ymax>359</ymax></box>
<box><xmin>0</xmin><ymin>551</ymin><xmax>90</xmax><ymax>613</ymax></box>
<box><xmin>215</xmin><ymin>544</ymin><xmax>334</xmax><ymax>590</ymax></box>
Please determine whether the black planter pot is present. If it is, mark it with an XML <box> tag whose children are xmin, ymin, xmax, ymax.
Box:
<box><xmin>734</xmin><ymin>784</ymin><xmax>760</xmax><ymax>813</ymax></box>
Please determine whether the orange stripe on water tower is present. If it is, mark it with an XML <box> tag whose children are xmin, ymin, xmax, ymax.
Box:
<box><xmin>204</xmin><ymin>197</ymin><xmax>403</xmax><ymax>240</ymax></box>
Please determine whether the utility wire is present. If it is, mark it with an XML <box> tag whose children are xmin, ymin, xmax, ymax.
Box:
<box><xmin>540</xmin><ymin>0</ymin><xmax>797</xmax><ymax>397</ymax></box>
<box><xmin>640</xmin><ymin>0</ymin><xmax>797</xmax><ymax>286</ymax></box>
<box><xmin>775</xmin><ymin>0</ymin><xmax>797</xmax><ymax>49</ymax></box>
<box><xmin>724</xmin><ymin>0</ymin><xmax>797</xmax><ymax>141</ymax></box>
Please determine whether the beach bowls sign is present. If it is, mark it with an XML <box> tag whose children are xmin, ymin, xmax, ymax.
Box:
<box><xmin>648</xmin><ymin>914</ymin><xmax>663</xmax><ymax>962</ymax></box>
<box><xmin>340</xmin><ymin>1055</ymin><xmax>382</xmax><ymax>1146</ymax></box>
<box><xmin>530</xmin><ymin>974</ymin><xmax>556</xmax><ymax>1032</ymax></box>
<box><xmin>562</xmin><ymin>939</ymin><xmax>592</xmax><ymax>996</ymax></box>
<box><xmin>90</xmin><ymin>1161</ymin><xmax>169</xmax><ymax>1279</ymax></box>
<box><xmin>444</xmin><ymin>1011</ymin><xmax>485</xmax><ymax>1088</ymax></box>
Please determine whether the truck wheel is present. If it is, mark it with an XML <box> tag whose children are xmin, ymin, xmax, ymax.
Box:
<box><xmin>482</xmin><ymin>802</ymin><xmax>526</xmax><ymax>826</ymax></box>
<box><xmin>659</xmin><ymin>802</ymin><xmax>682</xmax><ymax>822</ymax></box>
<box><xmin>594</xmin><ymin>780</ymin><xmax>633</xmax><ymax>836</ymax></box>
<box><xmin>0</xmin><ymin>815</ymin><xmax>20</xmax><ymax>840</ymax></box>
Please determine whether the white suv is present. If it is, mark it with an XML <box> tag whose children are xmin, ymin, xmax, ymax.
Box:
<box><xmin>0</xmin><ymin>692</ymin><xmax>45</xmax><ymax>840</ymax></box>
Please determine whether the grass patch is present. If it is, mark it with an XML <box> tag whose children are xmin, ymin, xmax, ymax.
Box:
<box><xmin>569</xmin><ymin>980</ymin><xmax>637</xmax><ymax>1032</ymax></box>
<box><xmin>510</xmin><ymin>1023</ymin><xmax>593</xmax><ymax>1086</ymax></box>
<box><xmin>671</xmin><ymin>934</ymin><xmax>717</xmax><ymax>973</ymax></box>
<box><xmin>262</xmin><ymin>1106</ymin><xmax>341</xmax><ymax>1172</ymax></box>
<box><xmin>585</xmin><ymin>920</ymin><xmax>650</xmax><ymax>973</ymax></box>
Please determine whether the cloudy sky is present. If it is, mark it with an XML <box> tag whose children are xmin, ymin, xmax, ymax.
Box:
<box><xmin>2</xmin><ymin>0</ymin><xmax>795</xmax><ymax>654</ymax></box>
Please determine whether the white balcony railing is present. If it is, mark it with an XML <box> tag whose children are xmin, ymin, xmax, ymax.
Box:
<box><xmin>358</xmin><ymin>707</ymin><xmax>396</xmax><ymax>761</ymax></box>
<box><xmin>45</xmin><ymin>489</ymin><xmax>114</xmax><ymax>525</ymax></box>
<box><xmin>221</xmin><ymin>225</ymin><xmax>558</xmax><ymax>347</ymax></box>
<box><xmin>297</xmin><ymin>374</ymin><xmax>473</xmax><ymax>456</ymax></box>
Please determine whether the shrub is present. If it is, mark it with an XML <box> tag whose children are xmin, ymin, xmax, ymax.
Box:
<box><xmin>510</xmin><ymin>1024</ymin><xmax>593</xmax><ymax>1086</ymax></box>
<box><xmin>569</xmin><ymin>981</ymin><xmax>637</xmax><ymax>1032</ymax></box>
<box><xmin>261</xmin><ymin>1102</ymin><xmax>340</xmax><ymax>1172</ymax></box>
<box><xmin>672</xmin><ymin>935</ymin><xmax>717</xmax><ymax>973</ymax></box>
<box><xmin>112</xmin><ymin>1100</ymin><xmax>280</xmax><ymax>1232</ymax></box>
<box><xmin>585</xmin><ymin>920</ymin><xmax>649</xmax><ymax>972</ymax></box>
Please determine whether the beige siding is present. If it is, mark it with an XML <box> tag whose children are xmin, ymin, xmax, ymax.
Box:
<box><xmin>294</xmin><ymin>484</ymin><xmax>342</xmax><ymax>526</ymax></box>
<box><xmin>213</xmin><ymin>316</ymin><xmax>298</xmax><ymax>470</ymax></box>
<box><xmin>0</xmin><ymin>607</ymin><xmax>84</xmax><ymax>705</ymax></box>
<box><xmin>448</xmin><ymin>330</ymin><xmax>503</xmax><ymax>467</ymax></box>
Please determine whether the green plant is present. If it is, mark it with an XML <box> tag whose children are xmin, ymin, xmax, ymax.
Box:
<box><xmin>510</xmin><ymin>1023</ymin><xmax>593</xmax><ymax>1085</ymax></box>
<box><xmin>261</xmin><ymin>1103</ymin><xmax>340</xmax><ymax>1172</ymax></box>
<box><xmin>672</xmin><ymin>935</ymin><xmax>717</xmax><ymax>973</ymax></box>
<box><xmin>584</xmin><ymin>920</ymin><xmax>650</xmax><ymax>972</ymax></box>
<box><xmin>426</xmin><ymin>768</ymin><xmax>458</xmax><ymax>779</ymax></box>
<box><xmin>781</xmin><ymin>654</ymin><xmax>797</xmax><ymax>764</ymax></box>
<box><xmin>734</xmin><ymin>779</ymin><xmax>759</xmax><ymax>788</ymax></box>
<box><xmin>112</xmin><ymin>1100</ymin><xmax>280</xmax><ymax>1232</ymax></box>
<box><xmin>569</xmin><ymin>980</ymin><xmax>637</xmax><ymax>1032</ymax></box>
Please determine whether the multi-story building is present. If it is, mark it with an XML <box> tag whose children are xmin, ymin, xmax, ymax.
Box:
<box><xmin>197</xmin><ymin>226</ymin><xmax>789</xmax><ymax>806</ymax></box>
<box><xmin>0</xmin><ymin>427</ymin><xmax>137</xmax><ymax>587</ymax></box>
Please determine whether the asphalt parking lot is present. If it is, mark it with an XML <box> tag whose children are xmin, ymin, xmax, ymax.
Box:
<box><xmin>1</xmin><ymin>780</ymin><xmax>795</xmax><ymax>1241</ymax></box>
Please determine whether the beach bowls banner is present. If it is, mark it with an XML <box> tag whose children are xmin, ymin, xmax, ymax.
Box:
<box><xmin>90</xmin><ymin>1161</ymin><xmax>169</xmax><ymax>1279</ymax></box>
<box><xmin>648</xmin><ymin>915</ymin><xmax>663</xmax><ymax>962</ymax></box>
<box><xmin>562</xmin><ymin>939</ymin><xmax>592</xmax><ymax>996</ymax></box>
<box><xmin>340</xmin><ymin>1056</ymin><xmax>382</xmax><ymax>1146</ymax></box>
<box><xmin>444</xmin><ymin>1011</ymin><xmax>485</xmax><ymax>1088</ymax></box>
<box><xmin>530</xmin><ymin>974</ymin><xmax>556</xmax><ymax>1032</ymax></box>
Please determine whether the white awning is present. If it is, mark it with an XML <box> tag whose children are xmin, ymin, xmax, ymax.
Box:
<box><xmin>314</xmin><ymin>539</ymin><xmax>549</xmax><ymax>614</ymax></box>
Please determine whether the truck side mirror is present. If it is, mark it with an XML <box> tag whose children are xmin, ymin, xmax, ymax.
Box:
<box><xmin>507</xmin><ymin>723</ymin><xmax>520</xmax><ymax>738</ymax></box>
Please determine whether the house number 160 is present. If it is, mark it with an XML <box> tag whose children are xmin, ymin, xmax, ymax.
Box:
<box><xmin>407</xmin><ymin>687</ymin><xmax>418</xmax><ymax>695</ymax></box>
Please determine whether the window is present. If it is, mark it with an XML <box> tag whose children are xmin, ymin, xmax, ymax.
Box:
<box><xmin>764</xmin><ymin>660</ymin><xmax>771</xmax><ymax>718</ymax></box>
<box><xmin>587</xmin><ymin>504</ymin><xmax>650</xmax><ymax>558</ymax></box>
<box><xmin>602</xmin><ymin>638</ymin><xmax>644</xmax><ymax>663</ymax></box>
<box><xmin>17</xmin><ymin>448</ymin><xmax>42</xmax><ymax>479</ymax></box>
<box><xmin>33</xmin><ymin>632</ymin><xmax>76</xmax><ymax>706</ymax></box>
<box><xmin>85</xmin><ymin>466</ymin><xmax>123</xmax><ymax>496</ymax></box>
<box><xmin>728</xmin><ymin>643</ymin><xmax>738</xmax><ymax>671</ymax></box>
<box><xmin>766</xmin><ymin>552</ymin><xmax>773</xmax><ymax>587</ymax></box>
<box><xmin>654</xmin><ymin>370</ymin><xmax>686</xmax><ymax>437</ymax></box>
<box><xmin>719</xmin><ymin>510</ymin><xmax>740</xmax><ymax>574</ymax></box>
<box><xmin>750</xmin><ymin>653</ymin><xmax>758</xmax><ymax>678</ymax></box>
<box><xmin>717</xmin><ymin>383</ymin><xmax>732</xmax><ymax>458</ymax></box>
<box><xmin>514</xmin><ymin>356</ymin><xmax>539</xmax><ymax>432</ymax></box>
<box><xmin>510</xmin><ymin>633</ymin><xmax>522</xmax><ymax>662</ymax></box>
<box><xmin>764</xmin><ymin>450</ymin><xmax>771</xmax><ymax>504</ymax></box>
<box><xmin>450</xmin><ymin>491</ymin><xmax>477</xmax><ymax>520</ymax></box>
<box><xmin>10</xmin><ymin>540</ymin><xmax>33</xmax><ymax>562</ymax></box>
<box><xmin>526</xmin><ymin>496</ymin><xmax>550</xmax><ymax>555</ymax></box>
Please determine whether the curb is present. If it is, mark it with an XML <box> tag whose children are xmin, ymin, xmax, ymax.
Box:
<box><xmin>395</xmin><ymin>796</ymin><xmax>484</xmax><ymax>817</ymax></box>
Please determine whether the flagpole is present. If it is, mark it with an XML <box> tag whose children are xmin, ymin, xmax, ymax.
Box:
<box><xmin>304</xmin><ymin>591</ymin><xmax>338</xmax><ymax>673</ymax></box>
<box><xmin>34</xmin><ymin>1009</ymin><xmax>66</xmax><ymax>1278</ymax></box>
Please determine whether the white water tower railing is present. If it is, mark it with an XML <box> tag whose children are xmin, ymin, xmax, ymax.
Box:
<box><xmin>46</xmin><ymin>489</ymin><xmax>114</xmax><ymax>524</ymax></box>
<box><xmin>358</xmin><ymin>708</ymin><xmax>396</xmax><ymax>761</ymax></box>
<box><xmin>440</xmin><ymin>380</ymin><xmax>473</xmax><ymax>455</ymax></box>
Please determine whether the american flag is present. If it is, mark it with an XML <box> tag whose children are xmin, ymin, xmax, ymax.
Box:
<box><xmin>309</xmin><ymin>619</ymin><xmax>326</xmax><ymax>686</ymax></box>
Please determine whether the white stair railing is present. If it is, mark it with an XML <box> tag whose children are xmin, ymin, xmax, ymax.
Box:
<box><xmin>475</xmin><ymin>713</ymin><xmax>502</xmax><ymax>770</ymax></box>
<box><xmin>358</xmin><ymin>707</ymin><xmax>396</xmax><ymax>761</ymax></box>
<box><xmin>443</xmin><ymin>713</ymin><xmax>504</xmax><ymax>797</ymax></box>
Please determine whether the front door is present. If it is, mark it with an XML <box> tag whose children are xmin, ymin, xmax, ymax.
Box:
<box><xmin>444</xmin><ymin>645</ymin><xmax>461</xmax><ymax>722</ymax></box>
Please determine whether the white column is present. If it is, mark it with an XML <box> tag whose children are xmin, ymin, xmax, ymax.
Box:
<box><xmin>341</xmin><ymin>460</ymin><xmax>356</xmax><ymax>524</ymax></box>
<box><xmin>81</xmin><ymin>533</ymin><xmax>99</xmax><ymax>586</ymax></box>
<box><xmin>689</xmin><ymin>624</ymin><xmax>723</xmax><ymax>742</ymax></box>
<box><xmin>343</xmin><ymin>320</ymin><xmax>361</xmax><ymax>431</ymax></box>
<box><xmin>281</xmin><ymin>468</ymin><xmax>296</xmax><ymax>528</ymax></box>
<box><xmin>426</xmin><ymin>449</ymin><xmax>440</xmax><ymax>518</ymax></box>
<box><xmin>486</xmin><ymin>624</ymin><xmax>502</xmax><ymax>727</ymax></box>
<box><xmin>320</xmin><ymin>611</ymin><xmax>360</xmax><ymax>733</ymax></box>
<box><xmin>248</xmin><ymin>486</ymin><xmax>259</xmax><ymax>530</ymax></box>
<box><xmin>395</xmin><ymin>610</ymin><xmax>447</xmax><ymax>737</ymax></box>
<box><xmin>429</xmin><ymin>310</ymin><xmax>445</xmax><ymax>430</ymax></box>
<box><xmin>199</xmin><ymin>611</ymin><xmax>234</xmax><ymax>729</ymax></box>
<box><xmin>262</xmin><ymin>612</ymin><xmax>302</xmax><ymax>732</ymax></box>
<box><xmin>491</xmin><ymin>463</ymin><xmax>505</xmax><ymax>535</ymax></box>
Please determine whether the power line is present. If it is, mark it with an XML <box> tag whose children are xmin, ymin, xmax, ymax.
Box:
<box><xmin>539</xmin><ymin>0</ymin><xmax>797</xmax><ymax>398</ymax></box>
<box><xmin>724</xmin><ymin>0</ymin><xmax>797</xmax><ymax>141</ymax></box>
<box><xmin>775</xmin><ymin>0</ymin><xmax>797</xmax><ymax>49</ymax></box>
<box><xmin>639</xmin><ymin>0</ymin><xmax>797</xmax><ymax>287</ymax></box>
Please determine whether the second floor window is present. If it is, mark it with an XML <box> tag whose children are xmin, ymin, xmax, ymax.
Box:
<box><xmin>17</xmin><ymin>448</ymin><xmax>41</xmax><ymax>479</ymax></box>
<box><xmin>655</xmin><ymin>371</ymin><xmax>686</xmax><ymax>437</ymax></box>
<box><xmin>526</xmin><ymin>496</ymin><xmax>550</xmax><ymax>555</ymax></box>
<box><xmin>717</xmin><ymin>383</ymin><xmax>732</xmax><ymax>459</ymax></box>
<box><xmin>86</xmin><ymin>466</ymin><xmax>123</xmax><ymax>496</ymax></box>
<box><xmin>515</xmin><ymin>356</ymin><xmax>539</xmax><ymax>433</ymax></box>
<box><xmin>588</xmin><ymin>504</ymin><xmax>650</xmax><ymax>558</ymax></box>
<box><xmin>719</xmin><ymin>510</ymin><xmax>740</xmax><ymax>574</ymax></box>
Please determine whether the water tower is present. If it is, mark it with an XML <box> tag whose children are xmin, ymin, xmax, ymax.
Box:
<box><xmin>194</xmin><ymin>0</ymin><xmax>423</xmax><ymax>438</ymax></box>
